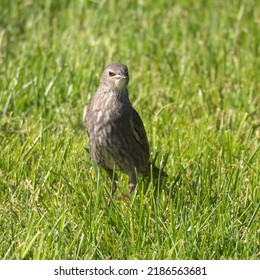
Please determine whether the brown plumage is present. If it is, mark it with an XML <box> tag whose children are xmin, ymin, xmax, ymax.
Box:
<box><xmin>83</xmin><ymin>63</ymin><xmax>166</xmax><ymax>195</ymax></box>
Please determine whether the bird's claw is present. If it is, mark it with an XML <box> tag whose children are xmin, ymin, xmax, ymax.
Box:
<box><xmin>129</xmin><ymin>183</ymin><xmax>136</xmax><ymax>193</ymax></box>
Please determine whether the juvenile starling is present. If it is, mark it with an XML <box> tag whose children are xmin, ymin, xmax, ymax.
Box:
<box><xmin>84</xmin><ymin>63</ymin><xmax>165</xmax><ymax>196</ymax></box>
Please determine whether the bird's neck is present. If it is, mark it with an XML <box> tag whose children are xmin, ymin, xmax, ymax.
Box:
<box><xmin>98</xmin><ymin>84</ymin><xmax>130</xmax><ymax>103</ymax></box>
<box><xmin>112</xmin><ymin>88</ymin><xmax>129</xmax><ymax>100</ymax></box>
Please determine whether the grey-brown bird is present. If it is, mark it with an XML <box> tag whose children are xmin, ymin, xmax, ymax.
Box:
<box><xmin>84</xmin><ymin>63</ymin><xmax>166</xmax><ymax>196</ymax></box>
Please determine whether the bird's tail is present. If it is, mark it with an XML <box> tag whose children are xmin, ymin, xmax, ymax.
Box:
<box><xmin>149</xmin><ymin>151</ymin><xmax>168</xmax><ymax>178</ymax></box>
<box><xmin>151</xmin><ymin>164</ymin><xmax>168</xmax><ymax>179</ymax></box>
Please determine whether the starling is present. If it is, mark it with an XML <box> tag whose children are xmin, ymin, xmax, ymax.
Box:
<box><xmin>84</xmin><ymin>63</ymin><xmax>165</xmax><ymax>196</ymax></box>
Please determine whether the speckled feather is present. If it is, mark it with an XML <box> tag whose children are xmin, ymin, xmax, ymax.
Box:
<box><xmin>84</xmin><ymin>63</ymin><xmax>164</xmax><ymax>195</ymax></box>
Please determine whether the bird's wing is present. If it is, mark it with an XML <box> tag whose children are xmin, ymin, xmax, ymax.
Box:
<box><xmin>132</xmin><ymin>108</ymin><xmax>150</xmax><ymax>156</ymax></box>
<box><xmin>83</xmin><ymin>105</ymin><xmax>91</xmax><ymax>137</ymax></box>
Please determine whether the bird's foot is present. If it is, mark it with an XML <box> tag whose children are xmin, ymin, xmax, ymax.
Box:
<box><xmin>107</xmin><ymin>194</ymin><xmax>131</xmax><ymax>205</ymax></box>
<box><xmin>116</xmin><ymin>194</ymin><xmax>131</xmax><ymax>204</ymax></box>
<box><xmin>129</xmin><ymin>183</ymin><xmax>136</xmax><ymax>193</ymax></box>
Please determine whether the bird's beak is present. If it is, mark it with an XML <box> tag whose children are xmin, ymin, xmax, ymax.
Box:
<box><xmin>113</xmin><ymin>74</ymin><xmax>127</xmax><ymax>80</ymax></box>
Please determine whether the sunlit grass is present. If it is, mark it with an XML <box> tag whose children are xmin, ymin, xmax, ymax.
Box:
<box><xmin>0</xmin><ymin>0</ymin><xmax>259</xmax><ymax>259</ymax></box>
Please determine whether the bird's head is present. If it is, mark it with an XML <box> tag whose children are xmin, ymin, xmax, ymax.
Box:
<box><xmin>100</xmin><ymin>63</ymin><xmax>129</xmax><ymax>94</ymax></box>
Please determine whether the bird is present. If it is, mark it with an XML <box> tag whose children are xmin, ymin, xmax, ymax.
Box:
<box><xmin>83</xmin><ymin>63</ymin><xmax>166</xmax><ymax>196</ymax></box>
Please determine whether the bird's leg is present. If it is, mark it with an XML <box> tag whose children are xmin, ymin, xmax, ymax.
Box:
<box><xmin>104</xmin><ymin>168</ymin><xmax>118</xmax><ymax>196</ymax></box>
<box><xmin>129</xmin><ymin>171</ymin><xmax>137</xmax><ymax>193</ymax></box>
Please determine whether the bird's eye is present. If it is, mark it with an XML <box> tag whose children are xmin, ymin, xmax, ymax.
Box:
<box><xmin>109</xmin><ymin>71</ymin><xmax>116</xmax><ymax>77</ymax></box>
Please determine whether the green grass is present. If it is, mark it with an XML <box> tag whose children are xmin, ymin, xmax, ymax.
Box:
<box><xmin>0</xmin><ymin>0</ymin><xmax>259</xmax><ymax>259</ymax></box>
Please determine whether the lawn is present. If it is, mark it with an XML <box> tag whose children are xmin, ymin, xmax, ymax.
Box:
<box><xmin>0</xmin><ymin>0</ymin><xmax>259</xmax><ymax>259</ymax></box>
